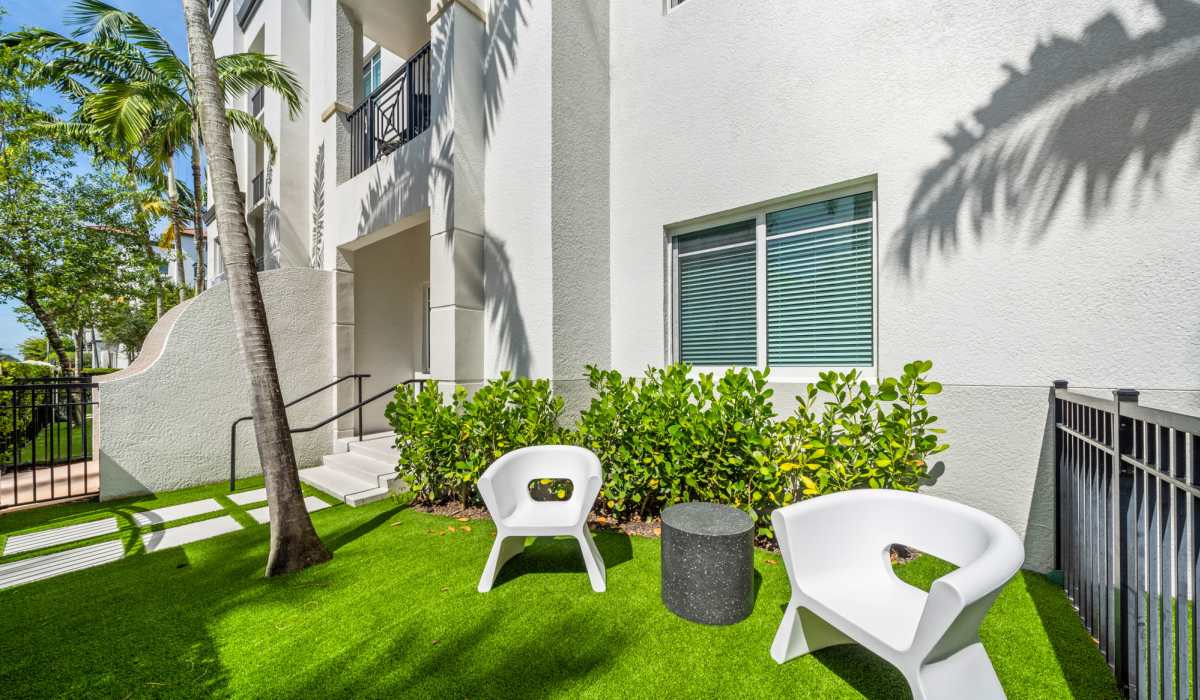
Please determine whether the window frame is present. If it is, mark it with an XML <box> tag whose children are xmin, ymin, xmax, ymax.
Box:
<box><xmin>666</xmin><ymin>180</ymin><xmax>879</xmax><ymax>383</ymax></box>
<box><xmin>362</xmin><ymin>49</ymin><xmax>383</xmax><ymax>97</ymax></box>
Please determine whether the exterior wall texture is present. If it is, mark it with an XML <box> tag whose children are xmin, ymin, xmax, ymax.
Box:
<box><xmin>607</xmin><ymin>0</ymin><xmax>1200</xmax><ymax>570</ymax></box>
<box><xmin>96</xmin><ymin>269</ymin><xmax>335</xmax><ymax>499</ymax></box>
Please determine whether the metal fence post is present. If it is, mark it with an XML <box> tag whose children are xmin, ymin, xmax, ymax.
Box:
<box><xmin>1114</xmin><ymin>387</ymin><xmax>1139</xmax><ymax>696</ymax></box>
<box><xmin>1053</xmin><ymin>379</ymin><xmax>1068</xmax><ymax>571</ymax></box>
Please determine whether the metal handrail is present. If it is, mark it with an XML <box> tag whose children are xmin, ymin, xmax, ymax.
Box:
<box><xmin>229</xmin><ymin>373</ymin><xmax>369</xmax><ymax>490</ymax></box>
<box><xmin>229</xmin><ymin>377</ymin><xmax>451</xmax><ymax>491</ymax></box>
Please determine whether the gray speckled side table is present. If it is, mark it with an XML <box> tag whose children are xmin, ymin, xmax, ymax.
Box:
<box><xmin>660</xmin><ymin>502</ymin><xmax>754</xmax><ymax>625</ymax></box>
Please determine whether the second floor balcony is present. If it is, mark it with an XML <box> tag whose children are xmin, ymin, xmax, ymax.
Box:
<box><xmin>347</xmin><ymin>43</ymin><xmax>431</xmax><ymax>179</ymax></box>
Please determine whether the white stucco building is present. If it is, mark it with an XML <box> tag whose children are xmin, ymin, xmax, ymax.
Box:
<box><xmin>96</xmin><ymin>0</ymin><xmax>1200</xmax><ymax>571</ymax></box>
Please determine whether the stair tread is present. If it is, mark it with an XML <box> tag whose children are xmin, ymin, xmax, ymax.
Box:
<box><xmin>299</xmin><ymin>465</ymin><xmax>377</xmax><ymax>499</ymax></box>
<box><xmin>323</xmin><ymin>451</ymin><xmax>395</xmax><ymax>475</ymax></box>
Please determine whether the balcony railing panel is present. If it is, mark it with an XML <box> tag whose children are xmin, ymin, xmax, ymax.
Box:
<box><xmin>348</xmin><ymin>43</ymin><xmax>432</xmax><ymax>178</ymax></box>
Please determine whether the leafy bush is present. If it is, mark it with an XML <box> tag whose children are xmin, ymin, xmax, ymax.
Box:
<box><xmin>776</xmin><ymin>361</ymin><xmax>948</xmax><ymax>499</ymax></box>
<box><xmin>575</xmin><ymin>364</ymin><xmax>778</xmax><ymax>525</ymax></box>
<box><xmin>385</xmin><ymin>372</ymin><xmax>565</xmax><ymax>505</ymax></box>
<box><xmin>82</xmin><ymin>367</ymin><xmax>120</xmax><ymax>376</ymax></box>
<box><xmin>384</xmin><ymin>361</ymin><xmax>949</xmax><ymax>540</ymax></box>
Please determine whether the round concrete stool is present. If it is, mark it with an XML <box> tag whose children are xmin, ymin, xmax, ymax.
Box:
<box><xmin>660</xmin><ymin>502</ymin><xmax>754</xmax><ymax>625</ymax></box>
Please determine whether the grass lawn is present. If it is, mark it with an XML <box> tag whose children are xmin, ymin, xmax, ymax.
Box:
<box><xmin>14</xmin><ymin>413</ymin><xmax>92</xmax><ymax>465</ymax></box>
<box><xmin>0</xmin><ymin>481</ymin><xmax>1119</xmax><ymax>699</ymax></box>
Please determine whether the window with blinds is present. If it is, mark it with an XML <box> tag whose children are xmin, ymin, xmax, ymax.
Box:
<box><xmin>767</xmin><ymin>192</ymin><xmax>874</xmax><ymax>366</ymax></box>
<box><xmin>675</xmin><ymin>220</ymin><xmax>757</xmax><ymax>365</ymax></box>
<box><xmin>671</xmin><ymin>187</ymin><xmax>875</xmax><ymax>370</ymax></box>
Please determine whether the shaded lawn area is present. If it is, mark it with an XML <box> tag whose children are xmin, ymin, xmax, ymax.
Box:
<box><xmin>0</xmin><ymin>483</ymin><xmax>1119</xmax><ymax>699</ymax></box>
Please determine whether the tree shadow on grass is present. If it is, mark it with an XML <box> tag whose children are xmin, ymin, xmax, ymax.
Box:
<box><xmin>324</xmin><ymin>501</ymin><xmax>409</xmax><ymax>553</ymax></box>
<box><xmin>1025</xmin><ymin>570</ymin><xmax>1123</xmax><ymax>698</ymax></box>
<box><xmin>491</xmin><ymin>530</ymin><xmax>633</xmax><ymax>590</ymax></box>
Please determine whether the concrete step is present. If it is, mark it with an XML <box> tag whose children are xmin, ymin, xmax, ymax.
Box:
<box><xmin>321</xmin><ymin>452</ymin><xmax>395</xmax><ymax>489</ymax></box>
<box><xmin>347</xmin><ymin>437</ymin><xmax>399</xmax><ymax>464</ymax></box>
<box><xmin>333</xmin><ymin>432</ymin><xmax>394</xmax><ymax>453</ymax></box>
<box><xmin>298</xmin><ymin>465</ymin><xmax>388</xmax><ymax>506</ymax></box>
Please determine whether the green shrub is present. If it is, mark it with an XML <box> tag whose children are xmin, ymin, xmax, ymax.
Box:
<box><xmin>575</xmin><ymin>364</ymin><xmax>778</xmax><ymax>526</ymax></box>
<box><xmin>82</xmin><ymin>367</ymin><xmax>120</xmax><ymax>376</ymax></box>
<box><xmin>385</xmin><ymin>372</ymin><xmax>565</xmax><ymax>506</ymax></box>
<box><xmin>776</xmin><ymin>361</ymin><xmax>948</xmax><ymax>501</ymax></box>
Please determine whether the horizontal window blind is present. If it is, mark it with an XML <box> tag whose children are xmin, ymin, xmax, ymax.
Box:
<box><xmin>766</xmin><ymin>192</ymin><xmax>873</xmax><ymax>366</ymax></box>
<box><xmin>676</xmin><ymin>220</ymin><xmax>756</xmax><ymax>365</ymax></box>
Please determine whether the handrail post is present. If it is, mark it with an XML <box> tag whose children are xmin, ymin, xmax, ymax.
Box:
<box><xmin>356</xmin><ymin>375</ymin><xmax>363</xmax><ymax>441</ymax></box>
<box><xmin>230</xmin><ymin>420</ymin><xmax>238</xmax><ymax>493</ymax></box>
<box><xmin>1113</xmin><ymin>387</ymin><xmax>1138</xmax><ymax>695</ymax></box>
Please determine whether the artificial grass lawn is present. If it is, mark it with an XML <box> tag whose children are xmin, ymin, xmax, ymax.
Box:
<box><xmin>0</xmin><ymin>484</ymin><xmax>1119</xmax><ymax>699</ymax></box>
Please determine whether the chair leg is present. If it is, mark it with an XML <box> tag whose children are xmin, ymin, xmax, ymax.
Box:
<box><xmin>909</xmin><ymin>642</ymin><xmax>1004</xmax><ymax>700</ymax></box>
<box><xmin>770</xmin><ymin>602</ymin><xmax>853</xmax><ymax>663</ymax></box>
<box><xmin>478</xmin><ymin>534</ymin><xmax>526</xmax><ymax>593</ymax></box>
<box><xmin>575</xmin><ymin>526</ymin><xmax>607</xmax><ymax>593</ymax></box>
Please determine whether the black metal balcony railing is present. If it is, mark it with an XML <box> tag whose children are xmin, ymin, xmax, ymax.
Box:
<box><xmin>251</xmin><ymin>171</ymin><xmax>264</xmax><ymax>204</ymax></box>
<box><xmin>348</xmin><ymin>43</ymin><xmax>432</xmax><ymax>178</ymax></box>
<box><xmin>250</xmin><ymin>86</ymin><xmax>264</xmax><ymax>116</ymax></box>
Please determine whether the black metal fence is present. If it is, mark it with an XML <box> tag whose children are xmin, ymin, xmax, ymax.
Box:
<box><xmin>348</xmin><ymin>43</ymin><xmax>432</xmax><ymax>178</ymax></box>
<box><xmin>0</xmin><ymin>378</ymin><xmax>98</xmax><ymax>509</ymax></box>
<box><xmin>1055</xmin><ymin>380</ymin><xmax>1200</xmax><ymax>699</ymax></box>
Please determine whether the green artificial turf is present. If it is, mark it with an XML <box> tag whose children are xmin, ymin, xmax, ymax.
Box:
<box><xmin>0</xmin><ymin>484</ymin><xmax>1119</xmax><ymax>699</ymax></box>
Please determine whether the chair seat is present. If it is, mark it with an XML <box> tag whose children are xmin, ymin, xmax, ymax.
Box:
<box><xmin>499</xmin><ymin>500</ymin><xmax>581</xmax><ymax>532</ymax></box>
<box><xmin>801</xmin><ymin>575</ymin><xmax>928</xmax><ymax>653</ymax></box>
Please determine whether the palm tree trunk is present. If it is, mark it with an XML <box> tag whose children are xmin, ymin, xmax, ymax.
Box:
<box><xmin>166</xmin><ymin>156</ymin><xmax>186</xmax><ymax>302</ymax></box>
<box><xmin>190</xmin><ymin>125</ymin><xmax>207</xmax><ymax>292</ymax></box>
<box><xmin>181</xmin><ymin>0</ymin><xmax>331</xmax><ymax>576</ymax></box>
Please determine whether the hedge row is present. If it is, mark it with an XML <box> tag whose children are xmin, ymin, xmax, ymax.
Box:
<box><xmin>386</xmin><ymin>362</ymin><xmax>947</xmax><ymax>537</ymax></box>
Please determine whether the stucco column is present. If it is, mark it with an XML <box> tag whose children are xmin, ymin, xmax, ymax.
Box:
<box><xmin>331</xmin><ymin>2</ymin><xmax>362</xmax><ymax>185</ymax></box>
<box><xmin>428</xmin><ymin>1</ymin><xmax>486</xmax><ymax>383</ymax></box>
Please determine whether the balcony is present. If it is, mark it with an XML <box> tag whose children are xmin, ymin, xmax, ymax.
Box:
<box><xmin>233</xmin><ymin>0</ymin><xmax>261</xmax><ymax>29</ymax></box>
<box><xmin>347</xmin><ymin>43</ymin><xmax>432</xmax><ymax>178</ymax></box>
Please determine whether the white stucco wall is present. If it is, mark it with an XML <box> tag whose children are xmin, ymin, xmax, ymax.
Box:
<box><xmin>352</xmin><ymin>226</ymin><xmax>429</xmax><ymax>433</ymax></box>
<box><xmin>96</xmin><ymin>269</ymin><xmax>335</xmax><ymax>499</ymax></box>
<box><xmin>606</xmin><ymin>0</ymin><xmax>1200</xmax><ymax>570</ymax></box>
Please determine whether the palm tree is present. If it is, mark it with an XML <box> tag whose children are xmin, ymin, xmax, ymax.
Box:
<box><xmin>180</xmin><ymin>0</ymin><xmax>330</xmax><ymax>576</ymax></box>
<box><xmin>9</xmin><ymin>0</ymin><xmax>299</xmax><ymax>294</ymax></box>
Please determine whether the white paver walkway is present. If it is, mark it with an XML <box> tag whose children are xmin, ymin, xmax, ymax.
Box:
<box><xmin>131</xmin><ymin>498</ymin><xmax>224</xmax><ymax>527</ymax></box>
<box><xmin>142</xmin><ymin>516</ymin><xmax>242</xmax><ymax>553</ymax></box>
<box><xmin>228</xmin><ymin>488</ymin><xmax>268</xmax><ymax>506</ymax></box>
<box><xmin>247</xmin><ymin>496</ymin><xmax>330</xmax><ymax>524</ymax></box>
<box><xmin>3</xmin><ymin>518</ymin><xmax>119</xmax><ymax>556</ymax></box>
<box><xmin>0</xmin><ymin>540</ymin><xmax>124</xmax><ymax>590</ymax></box>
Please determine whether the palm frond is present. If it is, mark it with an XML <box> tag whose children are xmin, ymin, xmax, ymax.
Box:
<box><xmin>66</xmin><ymin>0</ymin><xmax>180</xmax><ymax>68</ymax></box>
<box><xmin>225</xmin><ymin>108</ymin><xmax>278</xmax><ymax>163</ymax></box>
<box><xmin>216</xmin><ymin>52</ymin><xmax>304</xmax><ymax>118</ymax></box>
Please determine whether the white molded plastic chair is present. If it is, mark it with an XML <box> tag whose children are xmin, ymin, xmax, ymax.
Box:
<box><xmin>476</xmin><ymin>445</ymin><xmax>606</xmax><ymax>593</ymax></box>
<box><xmin>770</xmin><ymin>489</ymin><xmax>1023</xmax><ymax>700</ymax></box>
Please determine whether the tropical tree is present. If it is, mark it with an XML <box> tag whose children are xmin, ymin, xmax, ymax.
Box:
<box><xmin>181</xmin><ymin>0</ymin><xmax>330</xmax><ymax>576</ymax></box>
<box><xmin>9</xmin><ymin>0</ymin><xmax>301</xmax><ymax>294</ymax></box>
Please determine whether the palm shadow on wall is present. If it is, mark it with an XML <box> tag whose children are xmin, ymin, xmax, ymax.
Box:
<box><xmin>891</xmin><ymin>0</ymin><xmax>1200</xmax><ymax>276</ymax></box>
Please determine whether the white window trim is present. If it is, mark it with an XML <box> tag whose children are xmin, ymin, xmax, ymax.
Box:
<box><xmin>362</xmin><ymin>48</ymin><xmax>382</xmax><ymax>95</ymax></box>
<box><xmin>666</xmin><ymin>180</ymin><xmax>879</xmax><ymax>384</ymax></box>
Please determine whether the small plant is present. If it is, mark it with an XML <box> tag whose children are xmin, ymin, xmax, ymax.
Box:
<box><xmin>777</xmin><ymin>361</ymin><xmax>948</xmax><ymax>502</ymax></box>
<box><xmin>385</xmin><ymin>372</ymin><xmax>565</xmax><ymax>505</ymax></box>
<box><xmin>575</xmin><ymin>363</ymin><xmax>777</xmax><ymax>528</ymax></box>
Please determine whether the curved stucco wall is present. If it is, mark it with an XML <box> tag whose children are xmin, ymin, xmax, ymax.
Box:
<box><xmin>96</xmin><ymin>269</ymin><xmax>335</xmax><ymax>499</ymax></box>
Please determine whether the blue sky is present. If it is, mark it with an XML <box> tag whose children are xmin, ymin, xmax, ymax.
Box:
<box><xmin>0</xmin><ymin>1</ymin><xmax>189</xmax><ymax>357</ymax></box>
